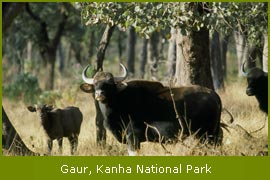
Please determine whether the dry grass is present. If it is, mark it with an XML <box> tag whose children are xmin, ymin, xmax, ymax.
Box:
<box><xmin>2</xmin><ymin>81</ymin><xmax>268</xmax><ymax>156</ymax></box>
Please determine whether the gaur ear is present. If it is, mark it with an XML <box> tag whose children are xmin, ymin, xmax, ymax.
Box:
<box><xmin>46</xmin><ymin>105</ymin><xmax>54</xmax><ymax>111</ymax></box>
<box><xmin>27</xmin><ymin>106</ymin><xmax>36</xmax><ymax>112</ymax></box>
<box><xmin>80</xmin><ymin>83</ymin><xmax>95</xmax><ymax>93</ymax></box>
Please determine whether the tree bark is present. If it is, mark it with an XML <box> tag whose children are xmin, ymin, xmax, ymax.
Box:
<box><xmin>88</xmin><ymin>30</ymin><xmax>96</xmax><ymax>63</ymax></box>
<box><xmin>167</xmin><ymin>28</ymin><xmax>177</xmax><ymax>78</ymax></box>
<box><xmin>2</xmin><ymin>107</ymin><xmax>38</xmax><ymax>155</ymax></box>
<box><xmin>2</xmin><ymin>3</ymin><xmax>26</xmax><ymax>33</ymax></box>
<box><xmin>25</xmin><ymin>3</ymin><xmax>67</xmax><ymax>90</ymax></box>
<box><xmin>210</xmin><ymin>31</ymin><xmax>224</xmax><ymax>90</ymax></box>
<box><xmin>127</xmin><ymin>27</ymin><xmax>136</xmax><ymax>77</ymax></box>
<box><xmin>57</xmin><ymin>42</ymin><xmax>65</xmax><ymax>73</ymax></box>
<box><xmin>148</xmin><ymin>31</ymin><xmax>159</xmax><ymax>80</ymax></box>
<box><xmin>175</xmin><ymin>26</ymin><xmax>213</xmax><ymax>89</ymax></box>
<box><xmin>138</xmin><ymin>39</ymin><xmax>148</xmax><ymax>79</ymax></box>
<box><xmin>71</xmin><ymin>42</ymin><xmax>82</xmax><ymax>64</ymax></box>
<box><xmin>117</xmin><ymin>29</ymin><xmax>124</xmax><ymax>63</ymax></box>
<box><xmin>263</xmin><ymin>32</ymin><xmax>268</xmax><ymax>72</ymax></box>
<box><xmin>220</xmin><ymin>34</ymin><xmax>230</xmax><ymax>79</ymax></box>
<box><xmin>95</xmin><ymin>25</ymin><xmax>116</xmax><ymax>71</ymax></box>
<box><xmin>234</xmin><ymin>31</ymin><xmax>249</xmax><ymax>76</ymax></box>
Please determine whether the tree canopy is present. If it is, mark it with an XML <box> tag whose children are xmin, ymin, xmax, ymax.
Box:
<box><xmin>80</xmin><ymin>2</ymin><xmax>267</xmax><ymax>45</ymax></box>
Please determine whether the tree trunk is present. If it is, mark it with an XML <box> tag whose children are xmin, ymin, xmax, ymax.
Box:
<box><xmin>95</xmin><ymin>25</ymin><xmax>116</xmax><ymax>71</ymax></box>
<box><xmin>94</xmin><ymin>25</ymin><xmax>115</xmax><ymax>145</ymax></box>
<box><xmin>220</xmin><ymin>34</ymin><xmax>230</xmax><ymax>79</ymax></box>
<box><xmin>210</xmin><ymin>31</ymin><xmax>224</xmax><ymax>91</ymax></box>
<box><xmin>234</xmin><ymin>31</ymin><xmax>249</xmax><ymax>76</ymax></box>
<box><xmin>2</xmin><ymin>107</ymin><xmax>38</xmax><ymax>155</ymax></box>
<box><xmin>2</xmin><ymin>3</ymin><xmax>39</xmax><ymax>156</ymax></box>
<box><xmin>148</xmin><ymin>31</ymin><xmax>159</xmax><ymax>80</ymax></box>
<box><xmin>25</xmin><ymin>3</ymin><xmax>67</xmax><ymax>90</ymax></box>
<box><xmin>117</xmin><ymin>29</ymin><xmax>124</xmax><ymax>63</ymax></box>
<box><xmin>16</xmin><ymin>51</ymin><xmax>24</xmax><ymax>74</ymax></box>
<box><xmin>71</xmin><ymin>42</ymin><xmax>82</xmax><ymax>64</ymax></box>
<box><xmin>44</xmin><ymin>52</ymin><xmax>56</xmax><ymax>90</ymax></box>
<box><xmin>25</xmin><ymin>41</ymin><xmax>32</xmax><ymax>72</ymax></box>
<box><xmin>175</xmin><ymin>26</ymin><xmax>213</xmax><ymax>89</ymax></box>
<box><xmin>127</xmin><ymin>26</ymin><xmax>136</xmax><ymax>77</ymax></box>
<box><xmin>88</xmin><ymin>30</ymin><xmax>96</xmax><ymax>63</ymax></box>
<box><xmin>263</xmin><ymin>32</ymin><xmax>268</xmax><ymax>72</ymax></box>
<box><xmin>58</xmin><ymin>42</ymin><xmax>64</xmax><ymax>73</ymax></box>
<box><xmin>94</xmin><ymin>100</ymin><xmax>106</xmax><ymax>146</ymax></box>
<box><xmin>166</xmin><ymin>28</ymin><xmax>177</xmax><ymax>78</ymax></box>
<box><xmin>2</xmin><ymin>3</ymin><xmax>26</xmax><ymax>33</ymax></box>
<box><xmin>138</xmin><ymin>39</ymin><xmax>148</xmax><ymax>79</ymax></box>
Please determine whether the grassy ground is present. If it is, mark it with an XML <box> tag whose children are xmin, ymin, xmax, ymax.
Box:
<box><xmin>2</xmin><ymin>81</ymin><xmax>268</xmax><ymax>156</ymax></box>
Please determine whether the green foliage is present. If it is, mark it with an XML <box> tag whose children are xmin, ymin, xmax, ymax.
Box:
<box><xmin>80</xmin><ymin>2</ymin><xmax>175</xmax><ymax>38</ymax></box>
<box><xmin>38</xmin><ymin>91</ymin><xmax>62</xmax><ymax>105</ymax></box>
<box><xmin>80</xmin><ymin>2</ymin><xmax>267</xmax><ymax>46</ymax></box>
<box><xmin>3</xmin><ymin>72</ymin><xmax>41</xmax><ymax>104</ymax></box>
<box><xmin>207</xmin><ymin>2</ymin><xmax>267</xmax><ymax>45</ymax></box>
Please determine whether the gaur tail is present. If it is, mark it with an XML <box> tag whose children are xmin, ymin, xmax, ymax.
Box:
<box><xmin>221</xmin><ymin>108</ymin><xmax>256</xmax><ymax>140</ymax></box>
<box><xmin>222</xmin><ymin>108</ymin><xmax>234</xmax><ymax>124</ymax></box>
<box><xmin>219</xmin><ymin>108</ymin><xmax>234</xmax><ymax>133</ymax></box>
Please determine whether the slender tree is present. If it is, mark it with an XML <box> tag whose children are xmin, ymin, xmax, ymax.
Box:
<box><xmin>211</xmin><ymin>31</ymin><xmax>224</xmax><ymax>90</ymax></box>
<box><xmin>139</xmin><ymin>39</ymin><xmax>148</xmax><ymax>78</ymax></box>
<box><xmin>93</xmin><ymin>25</ymin><xmax>116</xmax><ymax>145</ymax></box>
<box><xmin>127</xmin><ymin>26</ymin><xmax>136</xmax><ymax>77</ymax></box>
<box><xmin>148</xmin><ymin>31</ymin><xmax>160</xmax><ymax>80</ymax></box>
<box><xmin>25</xmin><ymin>3</ymin><xmax>67</xmax><ymax>90</ymax></box>
<box><xmin>262</xmin><ymin>32</ymin><xmax>268</xmax><ymax>72</ymax></box>
<box><xmin>166</xmin><ymin>28</ymin><xmax>177</xmax><ymax>78</ymax></box>
<box><xmin>220</xmin><ymin>34</ymin><xmax>230</xmax><ymax>79</ymax></box>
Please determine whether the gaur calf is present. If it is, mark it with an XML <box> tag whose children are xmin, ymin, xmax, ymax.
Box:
<box><xmin>27</xmin><ymin>105</ymin><xmax>83</xmax><ymax>155</ymax></box>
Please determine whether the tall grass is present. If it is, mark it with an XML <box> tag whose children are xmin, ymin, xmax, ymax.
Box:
<box><xmin>2</xmin><ymin>82</ymin><xmax>268</xmax><ymax>156</ymax></box>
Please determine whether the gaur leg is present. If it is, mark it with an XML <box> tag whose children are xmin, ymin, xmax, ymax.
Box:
<box><xmin>47</xmin><ymin>139</ymin><xmax>53</xmax><ymax>155</ymax></box>
<box><xmin>126</xmin><ymin>125</ymin><xmax>140</xmax><ymax>156</ymax></box>
<box><xmin>215</xmin><ymin>128</ymin><xmax>223</xmax><ymax>146</ymax></box>
<box><xmin>68</xmin><ymin>135</ymin><xmax>78</xmax><ymax>155</ymax></box>
<box><xmin>57</xmin><ymin>138</ymin><xmax>63</xmax><ymax>154</ymax></box>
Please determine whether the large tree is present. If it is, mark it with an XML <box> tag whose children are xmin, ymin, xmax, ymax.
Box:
<box><xmin>2</xmin><ymin>2</ymin><xmax>38</xmax><ymax>156</ymax></box>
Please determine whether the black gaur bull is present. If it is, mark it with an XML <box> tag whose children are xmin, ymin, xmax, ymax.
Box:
<box><xmin>241</xmin><ymin>62</ymin><xmax>268</xmax><ymax>114</ymax></box>
<box><xmin>27</xmin><ymin>105</ymin><xmax>83</xmax><ymax>155</ymax></box>
<box><xmin>80</xmin><ymin>64</ymin><xmax>223</xmax><ymax>155</ymax></box>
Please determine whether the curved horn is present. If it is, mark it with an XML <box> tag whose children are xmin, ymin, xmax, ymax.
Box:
<box><xmin>241</xmin><ymin>61</ymin><xmax>248</xmax><ymax>77</ymax></box>
<box><xmin>114</xmin><ymin>63</ymin><xmax>128</xmax><ymax>82</ymax></box>
<box><xmin>82</xmin><ymin>65</ymin><xmax>94</xmax><ymax>84</ymax></box>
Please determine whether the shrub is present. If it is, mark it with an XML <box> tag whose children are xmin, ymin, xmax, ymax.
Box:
<box><xmin>38</xmin><ymin>91</ymin><xmax>62</xmax><ymax>105</ymax></box>
<box><xmin>3</xmin><ymin>72</ymin><xmax>41</xmax><ymax>104</ymax></box>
